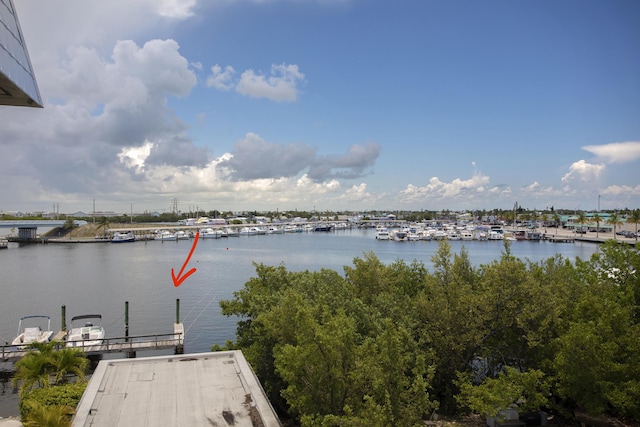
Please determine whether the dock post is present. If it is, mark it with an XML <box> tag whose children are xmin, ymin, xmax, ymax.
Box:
<box><xmin>61</xmin><ymin>305</ymin><xmax>66</xmax><ymax>332</ymax></box>
<box><xmin>174</xmin><ymin>299</ymin><xmax>184</xmax><ymax>354</ymax></box>
<box><xmin>125</xmin><ymin>301</ymin><xmax>129</xmax><ymax>339</ymax></box>
<box><xmin>124</xmin><ymin>301</ymin><xmax>136</xmax><ymax>358</ymax></box>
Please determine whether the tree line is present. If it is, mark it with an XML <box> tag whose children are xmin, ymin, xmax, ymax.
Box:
<box><xmin>217</xmin><ymin>240</ymin><xmax>640</xmax><ymax>426</ymax></box>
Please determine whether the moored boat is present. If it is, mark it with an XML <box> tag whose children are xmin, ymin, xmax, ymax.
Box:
<box><xmin>66</xmin><ymin>314</ymin><xmax>105</xmax><ymax>348</ymax></box>
<box><xmin>111</xmin><ymin>231</ymin><xmax>135</xmax><ymax>243</ymax></box>
<box><xmin>200</xmin><ymin>228</ymin><xmax>222</xmax><ymax>239</ymax></box>
<box><xmin>154</xmin><ymin>230</ymin><xmax>176</xmax><ymax>241</ymax></box>
<box><xmin>375</xmin><ymin>227</ymin><xmax>390</xmax><ymax>240</ymax></box>
<box><xmin>11</xmin><ymin>315</ymin><xmax>54</xmax><ymax>348</ymax></box>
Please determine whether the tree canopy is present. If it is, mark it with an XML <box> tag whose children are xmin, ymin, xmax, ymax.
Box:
<box><xmin>219</xmin><ymin>240</ymin><xmax>640</xmax><ymax>425</ymax></box>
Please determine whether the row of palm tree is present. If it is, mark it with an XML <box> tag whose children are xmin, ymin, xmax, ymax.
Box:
<box><xmin>573</xmin><ymin>210</ymin><xmax>640</xmax><ymax>240</ymax></box>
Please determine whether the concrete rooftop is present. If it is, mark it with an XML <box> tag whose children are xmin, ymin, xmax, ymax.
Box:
<box><xmin>72</xmin><ymin>351</ymin><xmax>281</xmax><ymax>427</ymax></box>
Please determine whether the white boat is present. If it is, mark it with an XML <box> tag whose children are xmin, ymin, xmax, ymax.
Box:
<box><xmin>375</xmin><ymin>227</ymin><xmax>390</xmax><ymax>240</ymax></box>
<box><xmin>432</xmin><ymin>230</ymin><xmax>446</xmax><ymax>240</ymax></box>
<box><xmin>447</xmin><ymin>231</ymin><xmax>461</xmax><ymax>241</ymax></box>
<box><xmin>111</xmin><ymin>231</ymin><xmax>135</xmax><ymax>243</ymax></box>
<box><xmin>407</xmin><ymin>231</ymin><xmax>421</xmax><ymax>241</ymax></box>
<box><xmin>488</xmin><ymin>231</ymin><xmax>504</xmax><ymax>240</ymax></box>
<box><xmin>200</xmin><ymin>228</ymin><xmax>222</xmax><ymax>239</ymax></box>
<box><xmin>390</xmin><ymin>229</ymin><xmax>407</xmax><ymax>241</ymax></box>
<box><xmin>239</xmin><ymin>227</ymin><xmax>257</xmax><ymax>236</ymax></box>
<box><xmin>66</xmin><ymin>314</ymin><xmax>105</xmax><ymax>348</ymax></box>
<box><xmin>154</xmin><ymin>230</ymin><xmax>176</xmax><ymax>241</ymax></box>
<box><xmin>267</xmin><ymin>226</ymin><xmax>284</xmax><ymax>234</ymax></box>
<box><xmin>460</xmin><ymin>231</ymin><xmax>474</xmax><ymax>241</ymax></box>
<box><xmin>11</xmin><ymin>315</ymin><xmax>54</xmax><ymax>348</ymax></box>
<box><xmin>284</xmin><ymin>224</ymin><xmax>303</xmax><ymax>233</ymax></box>
<box><xmin>223</xmin><ymin>227</ymin><xmax>239</xmax><ymax>237</ymax></box>
<box><xmin>175</xmin><ymin>230</ymin><xmax>191</xmax><ymax>240</ymax></box>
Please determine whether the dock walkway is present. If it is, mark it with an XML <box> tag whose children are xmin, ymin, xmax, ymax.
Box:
<box><xmin>1</xmin><ymin>324</ymin><xmax>183</xmax><ymax>368</ymax></box>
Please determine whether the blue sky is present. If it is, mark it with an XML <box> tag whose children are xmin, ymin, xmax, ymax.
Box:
<box><xmin>2</xmin><ymin>0</ymin><xmax>639</xmax><ymax>215</ymax></box>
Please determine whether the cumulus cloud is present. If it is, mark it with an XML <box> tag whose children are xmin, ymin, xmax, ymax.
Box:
<box><xmin>561</xmin><ymin>160</ymin><xmax>605</xmax><ymax>185</ymax></box>
<box><xmin>205</xmin><ymin>63</ymin><xmax>305</xmax><ymax>101</ymax></box>
<box><xmin>601</xmin><ymin>184</ymin><xmax>640</xmax><ymax>196</ymax></box>
<box><xmin>236</xmin><ymin>64</ymin><xmax>305</xmax><ymax>102</ymax></box>
<box><xmin>582</xmin><ymin>141</ymin><xmax>640</xmax><ymax>164</ymax></box>
<box><xmin>1</xmin><ymin>37</ymin><xmax>207</xmax><ymax>202</ymax></box>
<box><xmin>338</xmin><ymin>183</ymin><xmax>384</xmax><ymax>205</ymax></box>
<box><xmin>219</xmin><ymin>133</ymin><xmax>380</xmax><ymax>181</ymax></box>
<box><xmin>397</xmin><ymin>171</ymin><xmax>493</xmax><ymax>206</ymax></box>
<box><xmin>206</xmin><ymin>64</ymin><xmax>236</xmax><ymax>91</ymax></box>
<box><xmin>154</xmin><ymin>0</ymin><xmax>197</xmax><ymax>19</ymax></box>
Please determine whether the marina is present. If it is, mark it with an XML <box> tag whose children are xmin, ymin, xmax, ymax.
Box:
<box><xmin>0</xmin><ymin>226</ymin><xmax>627</xmax><ymax>417</ymax></box>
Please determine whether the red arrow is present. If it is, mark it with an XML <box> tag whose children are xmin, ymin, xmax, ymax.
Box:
<box><xmin>172</xmin><ymin>232</ymin><xmax>200</xmax><ymax>287</ymax></box>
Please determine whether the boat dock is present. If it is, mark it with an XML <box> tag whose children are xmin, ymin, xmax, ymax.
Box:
<box><xmin>1</xmin><ymin>300</ymin><xmax>185</xmax><ymax>372</ymax></box>
<box><xmin>1</xmin><ymin>323</ymin><xmax>183</xmax><ymax>365</ymax></box>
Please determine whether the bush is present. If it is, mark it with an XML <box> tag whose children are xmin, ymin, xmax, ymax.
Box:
<box><xmin>20</xmin><ymin>381</ymin><xmax>88</xmax><ymax>421</ymax></box>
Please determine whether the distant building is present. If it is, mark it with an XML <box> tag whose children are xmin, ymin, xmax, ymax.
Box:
<box><xmin>0</xmin><ymin>0</ymin><xmax>42</xmax><ymax>107</ymax></box>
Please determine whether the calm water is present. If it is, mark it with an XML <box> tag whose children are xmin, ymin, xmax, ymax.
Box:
<box><xmin>0</xmin><ymin>228</ymin><xmax>600</xmax><ymax>416</ymax></box>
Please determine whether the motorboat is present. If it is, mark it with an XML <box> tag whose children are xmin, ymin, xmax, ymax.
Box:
<box><xmin>66</xmin><ymin>314</ymin><xmax>105</xmax><ymax>348</ymax></box>
<box><xmin>375</xmin><ymin>227</ymin><xmax>390</xmax><ymax>240</ymax></box>
<box><xmin>390</xmin><ymin>229</ymin><xmax>407</xmax><ymax>241</ymax></box>
<box><xmin>460</xmin><ymin>231</ymin><xmax>474</xmax><ymax>241</ymax></box>
<box><xmin>11</xmin><ymin>315</ymin><xmax>54</xmax><ymax>348</ymax></box>
<box><xmin>200</xmin><ymin>228</ymin><xmax>222</xmax><ymax>239</ymax></box>
<box><xmin>284</xmin><ymin>224</ymin><xmax>303</xmax><ymax>233</ymax></box>
<box><xmin>154</xmin><ymin>230</ymin><xmax>176</xmax><ymax>241</ymax></box>
<box><xmin>267</xmin><ymin>226</ymin><xmax>284</xmax><ymax>234</ymax></box>
<box><xmin>175</xmin><ymin>230</ymin><xmax>190</xmax><ymax>240</ymax></box>
<box><xmin>111</xmin><ymin>231</ymin><xmax>135</xmax><ymax>243</ymax></box>
<box><xmin>223</xmin><ymin>227</ymin><xmax>239</xmax><ymax>237</ymax></box>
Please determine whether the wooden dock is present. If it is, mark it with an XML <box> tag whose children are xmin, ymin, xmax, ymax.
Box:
<box><xmin>1</xmin><ymin>324</ymin><xmax>183</xmax><ymax>368</ymax></box>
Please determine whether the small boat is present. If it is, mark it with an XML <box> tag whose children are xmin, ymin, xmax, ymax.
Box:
<box><xmin>460</xmin><ymin>231</ymin><xmax>474</xmax><ymax>241</ymax></box>
<box><xmin>223</xmin><ymin>227</ymin><xmax>239</xmax><ymax>237</ymax></box>
<box><xmin>313</xmin><ymin>223</ymin><xmax>333</xmax><ymax>232</ymax></box>
<box><xmin>175</xmin><ymin>230</ymin><xmax>190</xmax><ymax>240</ymax></box>
<box><xmin>200</xmin><ymin>228</ymin><xmax>222</xmax><ymax>239</ymax></box>
<box><xmin>375</xmin><ymin>227</ymin><xmax>390</xmax><ymax>240</ymax></box>
<box><xmin>154</xmin><ymin>230</ymin><xmax>176</xmax><ymax>241</ymax></box>
<box><xmin>239</xmin><ymin>227</ymin><xmax>257</xmax><ymax>236</ymax></box>
<box><xmin>11</xmin><ymin>315</ymin><xmax>54</xmax><ymax>348</ymax></box>
<box><xmin>66</xmin><ymin>314</ymin><xmax>105</xmax><ymax>348</ymax></box>
<box><xmin>111</xmin><ymin>231</ymin><xmax>135</xmax><ymax>243</ymax></box>
<box><xmin>390</xmin><ymin>229</ymin><xmax>407</xmax><ymax>241</ymax></box>
<box><xmin>267</xmin><ymin>226</ymin><xmax>284</xmax><ymax>234</ymax></box>
<box><xmin>284</xmin><ymin>224</ymin><xmax>303</xmax><ymax>233</ymax></box>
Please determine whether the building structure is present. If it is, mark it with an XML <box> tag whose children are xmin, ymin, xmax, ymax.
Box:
<box><xmin>0</xmin><ymin>0</ymin><xmax>42</xmax><ymax>107</ymax></box>
<box><xmin>72</xmin><ymin>351</ymin><xmax>282</xmax><ymax>426</ymax></box>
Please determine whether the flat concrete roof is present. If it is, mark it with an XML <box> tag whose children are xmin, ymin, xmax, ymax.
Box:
<box><xmin>72</xmin><ymin>351</ymin><xmax>282</xmax><ymax>427</ymax></box>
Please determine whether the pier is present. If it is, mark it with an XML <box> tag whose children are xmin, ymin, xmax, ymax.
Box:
<box><xmin>1</xmin><ymin>300</ymin><xmax>185</xmax><ymax>371</ymax></box>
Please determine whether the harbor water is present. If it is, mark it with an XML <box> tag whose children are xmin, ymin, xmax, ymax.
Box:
<box><xmin>0</xmin><ymin>228</ymin><xmax>600</xmax><ymax>416</ymax></box>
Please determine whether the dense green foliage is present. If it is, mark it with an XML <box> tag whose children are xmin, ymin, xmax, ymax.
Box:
<box><xmin>19</xmin><ymin>381</ymin><xmax>88</xmax><ymax>424</ymax></box>
<box><xmin>219</xmin><ymin>241</ymin><xmax>640</xmax><ymax>425</ymax></box>
<box><xmin>12</xmin><ymin>342</ymin><xmax>89</xmax><ymax>426</ymax></box>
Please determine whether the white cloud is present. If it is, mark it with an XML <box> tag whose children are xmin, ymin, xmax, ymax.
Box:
<box><xmin>154</xmin><ymin>0</ymin><xmax>197</xmax><ymax>19</ymax></box>
<box><xmin>236</xmin><ymin>63</ymin><xmax>305</xmax><ymax>102</ymax></box>
<box><xmin>396</xmin><ymin>171</ymin><xmax>492</xmax><ymax>207</ymax></box>
<box><xmin>582</xmin><ymin>141</ymin><xmax>640</xmax><ymax>164</ymax></box>
<box><xmin>338</xmin><ymin>183</ymin><xmax>384</xmax><ymax>206</ymax></box>
<box><xmin>206</xmin><ymin>65</ymin><xmax>236</xmax><ymax>91</ymax></box>
<box><xmin>600</xmin><ymin>184</ymin><xmax>640</xmax><ymax>196</ymax></box>
<box><xmin>561</xmin><ymin>160</ymin><xmax>605</xmax><ymax>185</ymax></box>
